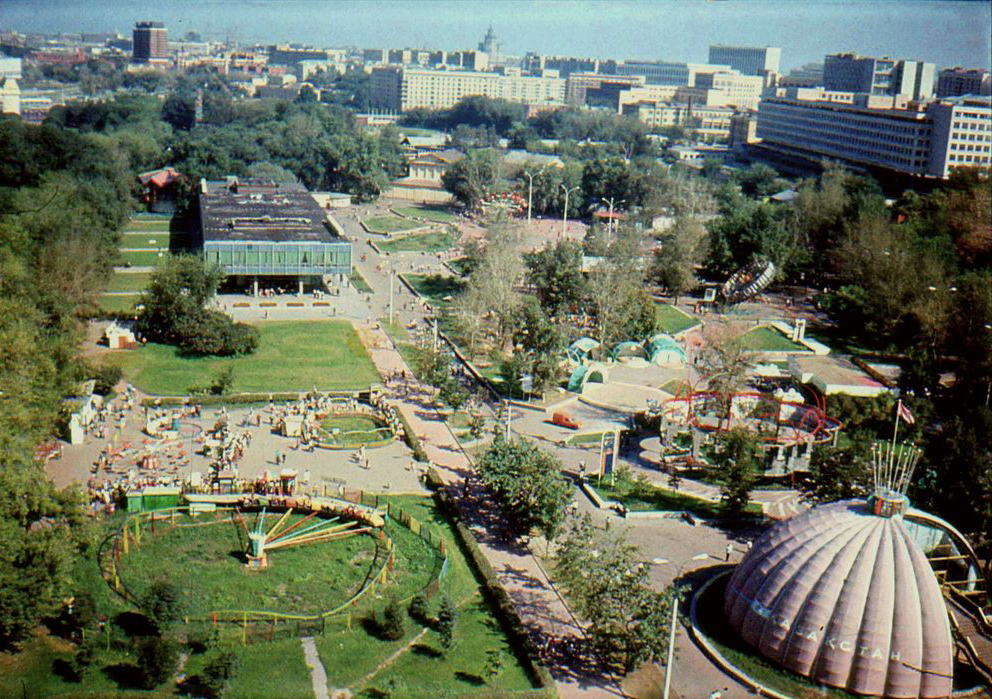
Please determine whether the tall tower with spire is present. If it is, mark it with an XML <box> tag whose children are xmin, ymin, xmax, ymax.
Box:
<box><xmin>478</xmin><ymin>25</ymin><xmax>500</xmax><ymax>66</ymax></box>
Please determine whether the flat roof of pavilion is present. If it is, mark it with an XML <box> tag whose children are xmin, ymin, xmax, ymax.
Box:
<box><xmin>199</xmin><ymin>178</ymin><xmax>340</xmax><ymax>244</ymax></box>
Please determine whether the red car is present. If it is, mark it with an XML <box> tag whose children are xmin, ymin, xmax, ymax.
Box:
<box><xmin>550</xmin><ymin>411</ymin><xmax>581</xmax><ymax>430</ymax></box>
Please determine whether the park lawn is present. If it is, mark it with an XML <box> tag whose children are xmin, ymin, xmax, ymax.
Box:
<box><xmin>98</xmin><ymin>294</ymin><xmax>141</xmax><ymax>314</ymax></box>
<box><xmin>123</xmin><ymin>219</ymin><xmax>172</xmax><ymax>232</ymax></box>
<box><xmin>446</xmin><ymin>256</ymin><xmax>473</xmax><ymax>277</ymax></box>
<box><xmin>227</xmin><ymin>638</ymin><xmax>314</xmax><ymax>699</ymax></box>
<box><xmin>655</xmin><ymin>303</ymin><xmax>699</xmax><ymax>335</ymax></box>
<box><xmin>106</xmin><ymin>271</ymin><xmax>153</xmax><ymax>293</ymax></box>
<box><xmin>377</xmin><ymin>230</ymin><xmax>457</xmax><ymax>254</ymax></box>
<box><xmin>393</xmin><ymin>205</ymin><xmax>458</xmax><ymax>223</ymax></box>
<box><xmin>566</xmin><ymin>431</ymin><xmax>608</xmax><ymax>446</ymax></box>
<box><xmin>119</xmin><ymin>232</ymin><xmax>174</xmax><ymax>249</ymax></box>
<box><xmin>739</xmin><ymin>326</ymin><xmax>805</xmax><ymax>352</ymax></box>
<box><xmin>595</xmin><ymin>479</ymin><xmax>764</xmax><ymax>519</ymax></box>
<box><xmin>350</xmin><ymin>269</ymin><xmax>373</xmax><ymax>293</ymax></box>
<box><xmin>315</xmin><ymin>495</ymin><xmax>539</xmax><ymax>695</ymax></box>
<box><xmin>118</xmin><ymin>249</ymin><xmax>172</xmax><ymax>267</ymax></box>
<box><xmin>404</xmin><ymin>274</ymin><xmax>464</xmax><ymax>307</ymax></box>
<box><xmin>364</xmin><ymin>215</ymin><xmax>425</xmax><ymax>235</ymax></box>
<box><xmin>107</xmin><ymin>320</ymin><xmax>380</xmax><ymax>395</ymax></box>
<box><xmin>660</xmin><ymin>378</ymin><xmax>690</xmax><ymax>396</ymax></box>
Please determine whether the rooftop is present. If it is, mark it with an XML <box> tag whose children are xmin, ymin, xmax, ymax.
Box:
<box><xmin>199</xmin><ymin>179</ymin><xmax>339</xmax><ymax>244</ymax></box>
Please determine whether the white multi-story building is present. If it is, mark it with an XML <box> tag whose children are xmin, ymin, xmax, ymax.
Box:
<box><xmin>823</xmin><ymin>53</ymin><xmax>934</xmax><ymax>101</ymax></box>
<box><xmin>370</xmin><ymin>66</ymin><xmax>565</xmax><ymax>111</ymax></box>
<box><xmin>693</xmin><ymin>71</ymin><xmax>765</xmax><ymax>110</ymax></box>
<box><xmin>756</xmin><ymin>90</ymin><xmax>990</xmax><ymax>178</ymax></box>
<box><xmin>622</xmin><ymin>101</ymin><xmax>735</xmax><ymax>140</ymax></box>
<box><xmin>708</xmin><ymin>45</ymin><xmax>781</xmax><ymax>77</ymax></box>
<box><xmin>0</xmin><ymin>54</ymin><xmax>22</xmax><ymax>80</ymax></box>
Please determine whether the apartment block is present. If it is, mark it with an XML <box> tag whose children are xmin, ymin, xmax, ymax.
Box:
<box><xmin>370</xmin><ymin>66</ymin><xmax>565</xmax><ymax>111</ymax></box>
<box><xmin>132</xmin><ymin>21</ymin><xmax>168</xmax><ymax>64</ymax></box>
<box><xmin>617</xmin><ymin>61</ymin><xmax>732</xmax><ymax>87</ymax></box>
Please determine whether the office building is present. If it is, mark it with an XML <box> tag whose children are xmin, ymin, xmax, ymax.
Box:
<box><xmin>132</xmin><ymin>21</ymin><xmax>168</xmax><ymax>64</ymax></box>
<box><xmin>617</xmin><ymin>60</ymin><xmax>732</xmax><ymax>87</ymax></box>
<box><xmin>756</xmin><ymin>89</ymin><xmax>990</xmax><ymax>178</ymax></box>
<box><xmin>936</xmin><ymin>67</ymin><xmax>992</xmax><ymax>97</ymax></box>
<box><xmin>693</xmin><ymin>71</ymin><xmax>765</xmax><ymax>110</ymax></box>
<box><xmin>823</xmin><ymin>53</ymin><xmax>934</xmax><ymax>101</ymax></box>
<box><xmin>198</xmin><ymin>179</ymin><xmax>352</xmax><ymax>291</ymax></box>
<box><xmin>370</xmin><ymin>66</ymin><xmax>565</xmax><ymax>111</ymax></box>
<box><xmin>478</xmin><ymin>25</ymin><xmax>500</xmax><ymax>65</ymax></box>
<box><xmin>566</xmin><ymin>72</ymin><xmax>644</xmax><ymax>107</ymax></box>
<box><xmin>708</xmin><ymin>44</ymin><xmax>781</xmax><ymax>77</ymax></box>
<box><xmin>268</xmin><ymin>46</ymin><xmax>331</xmax><ymax>66</ymax></box>
<box><xmin>622</xmin><ymin>101</ymin><xmax>735</xmax><ymax>140</ymax></box>
<box><xmin>779</xmin><ymin>62</ymin><xmax>824</xmax><ymax>88</ymax></box>
<box><xmin>523</xmin><ymin>53</ymin><xmax>599</xmax><ymax>79</ymax></box>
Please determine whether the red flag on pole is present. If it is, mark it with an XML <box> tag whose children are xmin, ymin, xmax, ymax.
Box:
<box><xmin>897</xmin><ymin>401</ymin><xmax>914</xmax><ymax>425</ymax></box>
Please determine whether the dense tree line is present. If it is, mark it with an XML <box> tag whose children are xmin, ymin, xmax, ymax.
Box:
<box><xmin>0</xmin><ymin>115</ymin><xmax>135</xmax><ymax>647</ymax></box>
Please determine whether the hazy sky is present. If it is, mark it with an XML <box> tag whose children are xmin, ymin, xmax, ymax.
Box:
<box><xmin>2</xmin><ymin>0</ymin><xmax>989</xmax><ymax>71</ymax></box>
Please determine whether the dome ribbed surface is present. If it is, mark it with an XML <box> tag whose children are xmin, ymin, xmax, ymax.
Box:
<box><xmin>724</xmin><ymin>499</ymin><xmax>953</xmax><ymax>698</ymax></box>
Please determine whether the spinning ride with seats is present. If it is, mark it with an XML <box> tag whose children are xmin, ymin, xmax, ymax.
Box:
<box><xmin>720</xmin><ymin>257</ymin><xmax>776</xmax><ymax>305</ymax></box>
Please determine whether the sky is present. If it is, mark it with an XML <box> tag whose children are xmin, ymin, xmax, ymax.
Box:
<box><xmin>1</xmin><ymin>0</ymin><xmax>989</xmax><ymax>71</ymax></box>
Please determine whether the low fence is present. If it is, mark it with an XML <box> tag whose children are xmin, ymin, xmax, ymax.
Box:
<box><xmin>101</xmin><ymin>497</ymin><xmax>449</xmax><ymax>643</ymax></box>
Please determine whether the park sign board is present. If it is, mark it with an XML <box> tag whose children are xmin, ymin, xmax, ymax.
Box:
<box><xmin>599</xmin><ymin>430</ymin><xmax>619</xmax><ymax>481</ymax></box>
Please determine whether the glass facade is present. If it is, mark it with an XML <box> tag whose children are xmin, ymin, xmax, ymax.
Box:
<box><xmin>203</xmin><ymin>241</ymin><xmax>351</xmax><ymax>277</ymax></box>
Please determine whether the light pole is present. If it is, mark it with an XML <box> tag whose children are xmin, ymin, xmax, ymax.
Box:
<box><xmin>601</xmin><ymin>197</ymin><xmax>625</xmax><ymax>236</ymax></box>
<box><xmin>652</xmin><ymin>552</ymin><xmax>709</xmax><ymax>699</ymax></box>
<box><xmin>561</xmin><ymin>184</ymin><xmax>580</xmax><ymax>238</ymax></box>
<box><xmin>524</xmin><ymin>167</ymin><xmax>543</xmax><ymax>223</ymax></box>
<box><xmin>388</xmin><ymin>262</ymin><xmax>395</xmax><ymax>325</ymax></box>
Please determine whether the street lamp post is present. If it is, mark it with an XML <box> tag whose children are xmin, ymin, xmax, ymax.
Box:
<box><xmin>652</xmin><ymin>552</ymin><xmax>709</xmax><ymax>699</ymax></box>
<box><xmin>561</xmin><ymin>184</ymin><xmax>580</xmax><ymax>238</ymax></box>
<box><xmin>388</xmin><ymin>263</ymin><xmax>395</xmax><ymax>325</ymax></box>
<box><xmin>524</xmin><ymin>168</ymin><xmax>543</xmax><ymax>223</ymax></box>
<box><xmin>601</xmin><ymin>196</ymin><xmax>625</xmax><ymax>236</ymax></box>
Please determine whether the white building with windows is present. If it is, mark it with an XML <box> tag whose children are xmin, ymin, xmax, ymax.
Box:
<box><xmin>371</xmin><ymin>66</ymin><xmax>564</xmax><ymax>111</ymax></box>
<box><xmin>756</xmin><ymin>90</ymin><xmax>990</xmax><ymax>179</ymax></box>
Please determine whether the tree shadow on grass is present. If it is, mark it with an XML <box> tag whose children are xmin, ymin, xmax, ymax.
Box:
<box><xmin>113</xmin><ymin>611</ymin><xmax>155</xmax><ymax>638</ymax></box>
<box><xmin>411</xmin><ymin>643</ymin><xmax>442</xmax><ymax>658</ymax></box>
<box><xmin>102</xmin><ymin>662</ymin><xmax>144</xmax><ymax>689</ymax></box>
<box><xmin>454</xmin><ymin>671</ymin><xmax>486</xmax><ymax>686</ymax></box>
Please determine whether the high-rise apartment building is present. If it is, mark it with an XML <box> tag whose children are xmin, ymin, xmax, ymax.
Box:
<box><xmin>936</xmin><ymin>68</ymin><xmax>992</xmax><ymax>97</ymax></box>
<box><xmin>132</xmin><ymin>21</ymin><xmax>168</xmax><ymax>64</ymax></box>
<box><xmin>823</xmin><ymin>53</ymin><xmax>934</xmax><ymax>101</ymax></box>
<box><xmin>708</xmin><ymin>45</ymin><xmax>781</xmax><ymax>77</ymax></box>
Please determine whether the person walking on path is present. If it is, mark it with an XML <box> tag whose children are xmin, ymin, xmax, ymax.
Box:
<box><xmin>725</xmin><ymin>543</ymin><xmax>734</xmax><ymax>561</ymax></box>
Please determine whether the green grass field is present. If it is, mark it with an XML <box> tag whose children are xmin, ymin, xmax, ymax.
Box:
<box><xmin>377</xmin><ymin>230</ymin><xmax>458</xmax><ymax>254</ymax></box>
<box><xmin>739</xmin><ymin>326</ymin><xmax>805</xmax><ymax>352</ymax></box>
<box><xmin>107</xmin><ymin>320</ymin><xmax>380</xmax><ymax>395</ymax></box>
<box><xmin>404</xmin><ymin>274</ymin><xmax>464</xmax><ymax>307</ymax></box>
<box><xmin>105</xmin><ymin>271</ymin><xmax>153</xmax><ymax>293</ymax></box>
<box><xmin>364</xmin><ymin>215</ymin><xmax>426</xmax><ymax>235</ymax></box>
<box><xmin>393</xmin><ymin>205</ymin><xmax>458</xmax><ymax>223</ymax></box>
<box><xmin>320</xmin><ymin>414</ymin><xmax>393</xmax><ymax>446</ymax></box>
<box><xmin>123</xmin><ymin>219</ymin><xmax>171</xmax><ymax>232</ymax></box>
<box><xmin>98</xmin><ymin>294</ymin><xmax>141</xmax><ymax>314</ymax></box>
<box><xmin>655</xmin><ymin>303</ymin><xmax>699</xmax><ymax>335</ymax></box>
<box><xmin>595</xmin><ymin>479</ymin><xmax>763</xmax><ymax>518</ymax></box>
<box><xmin>118</xmin><ymin>249</ymin><xmax>172</xmax><ymax>267</ymax></box>
<box><xmin>350</xmin><ymin>269</ymin><xmax>373</xmax><ymax>293</ymax></box>
<box><xmin>119</xmin><ymin>232</ymin><xmax>173</xmax><ymax>249</ymax></box>
<box><xmin>120</xmin><ymin>512</ymin><xmax>384</xmax><ymax>616</ymax></box>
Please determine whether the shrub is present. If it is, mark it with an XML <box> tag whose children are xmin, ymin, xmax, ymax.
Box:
<box><xmin>178</xmin><ymin>310</ymin><xmax>259</xmax><ymax>357</ymax></box>
<box><xmin>136</xmin><ymin>635</ymin><xmax>179</xmax><ymax>689</ymax></box>
<box><xmin>408</xmin><ymin>592</ymin><xmax>431</xmax><ymax>625</ymax></box>
<box><xmin>183</xmin><ymin>650</ymin><xmax>238</xmax><ymax>698</ymax></box>
<box><xmin>436</xmin><ymin>595</ymin><xmax>457</xmax><ymax>653</ymax></box>
<box><xmin>91</xmin><ymin>364</ymin><xmax>124</xmax><ymax>396</ymax></box>
<box><xmin>379</xmin><ymin>596</ymin><xmax>406</xmax><ymax>641</ymax></box>
<box><xmin>140</xmin><ymin>580</ymin><xmax>183</xmax><ymax>634</ymax></box>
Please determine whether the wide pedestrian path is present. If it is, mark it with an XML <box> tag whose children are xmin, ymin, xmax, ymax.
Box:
<box><xmin>358</xmin><ymin>318</ymin><xmax>625</xmax><ymax>698</ymax></box>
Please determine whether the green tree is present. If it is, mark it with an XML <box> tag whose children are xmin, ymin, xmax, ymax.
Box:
<box><xmin>801</xmin><ymin>438</ymin><xmax>874</xmax><ymax>503</ymax></box>
<box><xmin>442</xmin><ymin>149</ymin><xmax>502</xmax><ymax>210</ymax></box>
<box><xmin>476</xmin><ymin>436</ymin><xmax>573</xmax><ymax>541</ymax></box>
<box><xmin>712</xmin><ymin>428</ymin><xmax>759</xmax><ymax>517</ymax></box>
<box><xmin>379</xmin><ymin>596</ymin><xmax>406</xmax><ymax>641</ymax></box>
<box><xmin>436</xmin><ymin>595</ymin><xmax>457</xmax><ymax>654</ymax></box>
<box><xmin>512</xmin><ymin>297</ymin><xmax>565</xmax><ymax>396</ymax></box>
<box><xmin>483</xmin><ymin>648</ymin><xmax>504</xmax><ymax>685</ymax></box>
<box><xmin>524</xmin><ymin>240</ymin><xmax>586</xmax><ymax>318</ymax></box>
<box><xmin>650</xmin><ymin>217</ymin><xmax>708</xmax><ymax>303</ymax></box>
<box><xmin>698</xmin><ymin>324</ymin><xmax>755</xmax><ymax>427</ymax></box>
<box><xmin>555</xmin><ymin>515</ymin><xmax>674</xmax><ymax>672</ymax></box>
<box><xmin>140</xmin><ymin>580</ymin><xmax>184</xmax><ymax>634</ymax></box>
<box><xmin>136</xmin><ymin>636</ymin><xmax>179</xmax><ymax>689</ymax></box>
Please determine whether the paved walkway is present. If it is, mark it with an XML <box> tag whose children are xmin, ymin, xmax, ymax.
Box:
<box><xmin>301</xmin><ymin>636</ymin><xmax>330</xmax><ymax>699</ymax></box>
<box><xmin>359</xmin><ymin>320</ymin><xmax>624</xmax><ymax>698</ymax></box>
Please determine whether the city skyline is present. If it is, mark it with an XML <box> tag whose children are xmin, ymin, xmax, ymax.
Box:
<box><xmin>2</xmin><ymin>0</ymin><xmax>990</xmax><ymax>72</ymax></box>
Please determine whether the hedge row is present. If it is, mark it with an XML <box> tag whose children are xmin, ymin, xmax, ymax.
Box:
<box><xmin>425</xmin><ymin>468</ymin><xmax>558</xmax><ymax>696</ymax></box>
<box><xmin>393</xmin><ymin>405</ymin><xmax>429</xmax><ymax>462</ymax></box>
<box><xmin>140</xmin><ymin>392</ymin><xmax>329</xmax><ymax>407</ymax></box>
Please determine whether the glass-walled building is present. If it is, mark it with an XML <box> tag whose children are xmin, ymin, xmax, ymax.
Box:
<box><xmin>198</xmin><ymin>178</ymin><xmax>351</xmax><ymax>292</ymax></box>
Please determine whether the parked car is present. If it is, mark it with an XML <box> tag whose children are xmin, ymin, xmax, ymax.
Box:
<box><xmin>550</xmin><ymin>411</ymin><xmax>581</xmax><ymax>430</ymax></box>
